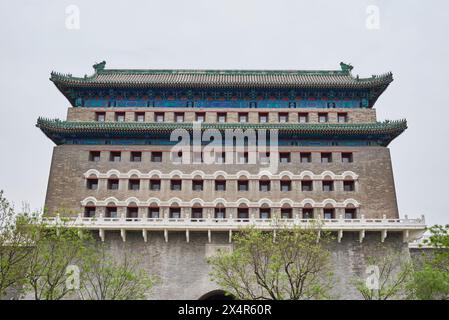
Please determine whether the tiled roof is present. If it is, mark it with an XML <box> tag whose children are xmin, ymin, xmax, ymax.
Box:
<box><xmin>50</xmin><ymin>61</ymin><xmax>393</xmax><ymax>90</ymax></box>
<box><xmin>36</xmin><ymin>118</ymin><xmax>407</xmax><ymax>146</ymax></box>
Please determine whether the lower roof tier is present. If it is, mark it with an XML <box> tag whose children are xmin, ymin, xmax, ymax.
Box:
<box><xmin>36</xmin><ymin>118</ymin><xmax>407</xmax><ymax>147</ymax></box>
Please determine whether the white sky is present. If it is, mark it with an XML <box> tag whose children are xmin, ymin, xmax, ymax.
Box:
<box><xmin>0</xmin><ymin>0</ymin><xmax>448</xmax><ymax>225</ymax></box>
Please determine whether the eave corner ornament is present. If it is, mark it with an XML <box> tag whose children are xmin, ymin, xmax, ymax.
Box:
<box><xmin>93</xmin><ymin>60</ymin><xmax>106</xmax><ymax>72</ymax></box>
<box><xmin>340</xmin><ymin>62</ymin><xmax>354</xmax><ymax>72</ymax></box>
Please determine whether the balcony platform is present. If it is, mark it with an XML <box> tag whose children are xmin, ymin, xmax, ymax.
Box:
<box><xmin>41</xmin><ymin>214</ymin><xmax>426</xmax><ymax>244</ymax></box>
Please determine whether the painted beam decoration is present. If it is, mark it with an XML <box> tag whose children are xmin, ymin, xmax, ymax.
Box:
<box><xmin>50</xmin><ymin>61</ymin><xmax>393</xmax><ymax>109</ymax></box>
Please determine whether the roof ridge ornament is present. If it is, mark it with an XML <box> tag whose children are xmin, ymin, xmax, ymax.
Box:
<box><xmin>93</xmin><ymin>60</ymin><xmax>106</xmax><ymax>73</ymax></box>
<box><xmin>339</xmin><ymin>62</ymin><xmax>354</xmax><ymax>73</ymax></box>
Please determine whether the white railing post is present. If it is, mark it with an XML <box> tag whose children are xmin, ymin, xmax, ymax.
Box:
<box><xmin>76</xmin><ymin>212</ymin><xmax>82</xmax><ymax>224</ymax></box>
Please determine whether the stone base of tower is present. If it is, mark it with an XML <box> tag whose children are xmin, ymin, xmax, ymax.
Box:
<box><xmin>90</xmin><ymin>231</ymin><xmax>410</xmax><ymax>300</ymax></box>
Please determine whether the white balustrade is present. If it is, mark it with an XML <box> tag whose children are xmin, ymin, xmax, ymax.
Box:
<box><xmin>40</xmin><ymin>215</ymin><xmax>426</xmax><ymax>231</ymax></box>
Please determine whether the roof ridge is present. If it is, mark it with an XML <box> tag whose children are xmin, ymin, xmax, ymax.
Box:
<box><xmin>50</xmin><ymin>61</ymin><xmax>392</xmax><ymax>81</ymax></box>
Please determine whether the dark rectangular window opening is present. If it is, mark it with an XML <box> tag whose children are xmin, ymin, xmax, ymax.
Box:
<box><xmin>195</xmin><ymin>112</ymin><xmax>206</xmax><ymax>123</ymax></box>
<box><xmin>343</xmin><ymin>180</ymin><xmax>355</xmax><ymax>192</ymax></box>
<box><xmin>191</xmin><ymin>208</ymin><xmax>203</xmax><ymax>219</ymax></box>
<box><xmin>238</xmin><ymin>113</ymin><xmax>248</xmax><ymax>123</ymax></box>
<box><xmin>301</xmin><ymin>180</ymin><xmax>313</xmax><ymax>191</ymax></box>
<box><xmin>150</xmin><ymin>179</ymin><xmax>161</xmax><ymax>191</ymax></box>
<box><xmin>281</xmin><ymin>208</ymin><xmax>292</xmax><ymax>219</ymax></box>
<box><xmin>259</xmin><ymin>180</ymin><xmax>270</xmax><ymax>192</ymax></box>
<box><xmin>238</xmin><ymin>180</ymin><xmax>249</xmax><ymax>191</ymax></box>
<box><xmin>84</xmin><ymin>207</ymin><xmax>96</xmax><ymax>218</ymax></box>
<box><xmin>130</xmin><ymin>151</ymin><xmax>142</xmax><ymax>162</ymax></box>
<box><xmin>302</xmin><ymin>208</ymin><xmax>314</xmax><ymax>219</ymax></box>
<box><xmin>324</xmin><ymin>209</ymin><xmax>335</xmax><ymax>220</ymax></box>
<box><xmin>279</xmin><ymin>152</ymin><xmax>291</xmax><ymax>163</ymax></box>
<box><xmin>127</xmin><ymin>207</ymin><xmax>138</xmax><ymax>218</ymax></box>
<box><xmin>237</xmin><ymin>208</ymin><xmax>249</xmax><ymax>219</ymax></box>
<box><xmin>215</xmin><ymin>207</ymin><xmax>226</xmax><ymax>219</ymax></box>
<box><xmin>86</xmin><ymin>179</ymin><xmax>98</xmax><ymax>190</ymax></box>
<box><xmin>300</xmin><ymin>152</ymin><xmax>312</xmax><ymax>163</ymax></box>
<box><xmin>175</xmin><ymin>112</ymin><xmax>185</xmax><ymax>123</ymax></box>
<box><xmin>135</xmin><ymin>112</ymin><xmax>145</xmax><ymax>122</ymax></box>
<box><xmin>321</xmin><ymin>152</ymin><xmax>332</xmax><ymax>163</ymax></box>
<box><xmin>115</xmin><ymin>112</ymin><xmax>125</xmax><ymax>122</ymax></box>
<box><xmin>217</xmin><ymin>113</ymin><xmax>227</xmax><ymax>123</ymax></box>
<box><xmin>128</xmin><ymin>179</ymin><xmax>140</xmax><ymax>191</ymax></box>
<box><xmin>318</xmin><ymin>113</ymin><xmax>328</xmax><ymax>123</ymax></box>
<box><xmin>107</xmin><ymin>179</ymin><xmax>119</xmax><ymax>190</ymax></box>
<box><xmin>169</xmin><ymin>207</ymin><xmax>181</xmax><ymax>219</ymax></box>
<box><xmin>298</xmin><ymin>113</ymin><xmax>309</xmax><ymax>123</ymax></box>
<box><xmin>345</xmin><ymin>208</ymin><xmax>356</xmax><ymax>219</ymax></box>
<box><xmin>260</xmin><ymin>208</ymin><xmax>271</xmax><ymax>219</ymax></box>
<box><xmin>105</xmin><ymin>207</ymin><xmax>117</xmax><ymax>218</ymax></box>
<box><xmin>96</xmin><ymin>112</ymin><xmax>106</xmax><ymax>122</ymax></box>
<box><xmin>155</xmin><ymin>112</ymin><xmax>165</xmax><ymax>122</ymax></box>
<box><xmin>89</xmin><ymin>151</ymin><xmax>101</xmax><ymax>162</ymax></box>
<box><xmin>171</xmin><ymin>180</ymin><xmax>182</xmax><ymax>191</ymax></box>
<box><xmin>148</xmin><ymin>207</ymin><xmax>160</xmax><ymax>218</ymax></box>
<box><xmin>151</xmin><ymin>152</ymin><xmax>163</xmax><ymax>162</ymax></box>
<box><xmin>192</xmin><ymin>180</ymin><xmax>204</xmax><ymax>191</ymax></box>
<box><xmin>342</xmin><ymin>152</ymin><xmax>353</xmax><ymax>163</ymax></box>
<box><xmin>280</xmin><ymin>180</ymin><xmax>291</xmax><ymax>192</ymax></box>
<box><xmin>338</xmin><ymin>113</ymin><xmax>348</xmax><ymax>123</ymax></box>
<box><xmin>215</xmin><ymin>180</ymin><xmax>226</xmax><ymax>191</ymax></box>
<box><xmin>322</xmin><ymin>180</ymin><xmax>334</xmax><ymax>192</ymax></box>
<box><xmin>278</xmin><ymin>113</ymin><xmax>289</xmax><ymax>123</ymax></box>
<box><xmin>110</xmin><ymin>151</ymin><xmax>121</xmax><ymax>162</ymax></box>
<box><xmin>259</xmin><ymin>113</ymin><xmax>269</xmax><ymax>123</ymax></box>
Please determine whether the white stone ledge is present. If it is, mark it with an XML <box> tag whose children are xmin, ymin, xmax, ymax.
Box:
<box><xmin>84</xmin><ymin>169</ymin><xmax>359</xmax><ymax>181</ymax></box>
<box><xmin>42</xmin><ymin>215</ymin><xmax>425</xmax><ymax>233</ymax></box>
<box><xmin>80</xmin><ymin>197</ymin><xmax>361</xmax><ymax>208</ymax></box>
<box><xmin>40</xmin><ymin>215</ymin><xmax>426</xmax><ymax>243</ymax></box>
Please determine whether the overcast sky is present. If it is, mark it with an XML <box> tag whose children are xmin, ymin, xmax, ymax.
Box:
<box><xmin>0</xmin><ymin>0</ymin><xmax>448</xmax><ymax>225</ymax></box>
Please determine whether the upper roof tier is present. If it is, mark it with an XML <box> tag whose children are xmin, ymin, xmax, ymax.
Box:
<box><xmin>36</xmin><ymin>118</ymin><xmax>407</xmax><ymax>147</ymax></box>
<box><xmin>51</xmin><ymin>61</ymin><xmax>393</xmax><ymax>90</ymax></box>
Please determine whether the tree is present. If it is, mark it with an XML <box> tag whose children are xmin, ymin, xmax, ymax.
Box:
<box><xmin>354</xmin><ymin>247</ymin><xmax>414</xmax><ymax>300</ymax></box>
<box><xmin>207</xmin><ymin>226</ymin><xmax>334</xmax><ymax>300</ymax></box>
<box><xmin>22</xmin><ymin>222</ymin><xmax>92</xmax><ymax>300</ymax></box>
<box><xmin>0</xmin><ymin>191</ymin><xmax>33</xmax><ymax>299</ymax></box>
<box><xmin>409</xmin><ymin>224</ymin><xmax>449</xmax><ymax>300</ymax></box>
<box><xmin>78</xmin><ymin>244</ymin><xmax>157</xmax><ymax>300</ymax></box>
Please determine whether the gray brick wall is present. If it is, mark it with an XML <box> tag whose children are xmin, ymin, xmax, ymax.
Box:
<box><xmin>44</xmin><ymin>145</ymin><xmax>399</xmax><ymax>219</ymax></box>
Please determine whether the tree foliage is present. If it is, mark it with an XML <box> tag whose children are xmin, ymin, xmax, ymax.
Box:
<box><xmin>79</xmin><ymin>244</ymin><xmax>157</xmax><ymax>300</ymax></box>
<box><xmin>0</xmin><ymin>190</ymin><xmax>156</xmax><ymax>300</ymax></box>
<box><xmin>409</xmin><ymin>225</ymin><xmax>449</xmax><ymax>300</ymax></box>
<box><xmin>22</xmin><ymin>223</ymin><xmax>91</xmax><ymax>300</ymax></box>
<box><xmin>208</xmin><ymin>226</ymin><xmax>334</xmax><ymax>300</ymax></box>
<box><xmin>0</xmin><ymin>191</ymin><xmax>34</xmax><ymax>298</ymax></box>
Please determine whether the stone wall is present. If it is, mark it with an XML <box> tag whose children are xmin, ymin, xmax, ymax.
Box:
<box><xmin>44</xmin><ymin>144</ymin><xmax>399</xmax><ymax>219</ymax></box>
<box><xmin>95</xmin><ymin>230</ymin><xmax>409</xmax><ymax>300</ymax></box>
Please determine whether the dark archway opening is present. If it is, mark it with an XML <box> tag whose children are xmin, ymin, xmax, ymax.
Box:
<box><xmin>199</xmin><ymin>290</ymin><xmax>235</xmax><ymax>300</ymax></box>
